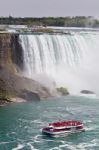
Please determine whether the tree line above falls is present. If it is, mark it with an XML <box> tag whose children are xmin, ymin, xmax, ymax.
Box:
<box><xmin>0</xmin><ymin>16</ymin><xmax>99</xmax><ymax>27</ymax></box>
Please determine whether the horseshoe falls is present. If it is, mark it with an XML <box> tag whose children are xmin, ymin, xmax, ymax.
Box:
<box><xmin>19</xmin><ymin>32</ymin><xmax>99</xmax><ymax>95</ymax></box>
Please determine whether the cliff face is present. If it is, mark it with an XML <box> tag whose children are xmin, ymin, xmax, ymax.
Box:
<box><xmin>0</xmin><ymin>33</ymin><xmax>57</xmax><ymax>103</ymax></box>
<box><xmin>0</xmin><ymin>33</ymin><xmax>24</xmax><ymax>71</ymax></box>
<box><xmin>0</xmin><ymin>34</ymin><xmax>11</xmax><ymax>67</ymax></box>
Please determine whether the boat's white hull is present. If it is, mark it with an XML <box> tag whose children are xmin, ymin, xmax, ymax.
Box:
<box><xmin>42</xmin><ymin>128</ymin><xmax>85</xmax><ymax>136</ymax></box>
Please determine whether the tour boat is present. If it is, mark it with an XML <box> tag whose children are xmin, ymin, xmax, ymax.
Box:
<box><xmin>42</xmin><ymin>120</ymin><xmax>85</xmax><ymax>136</ymax></box>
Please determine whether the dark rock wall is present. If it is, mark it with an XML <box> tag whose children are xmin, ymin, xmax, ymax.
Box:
<box><xmin>11</xmin><ymin>34</ymin><xmax>24</xmax><ymax>70</ymax></box>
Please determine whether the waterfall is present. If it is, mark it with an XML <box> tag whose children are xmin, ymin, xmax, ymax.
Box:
<box><xmin>19</xmin><ymin>32</ymin><xmax>99</xmax><ymax>94</ymax></box>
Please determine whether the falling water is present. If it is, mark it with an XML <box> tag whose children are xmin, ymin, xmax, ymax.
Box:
<box><xmin>19</xmin><ymin>32</ymin><xmax>99</xmax><ymax>94</ymax></box>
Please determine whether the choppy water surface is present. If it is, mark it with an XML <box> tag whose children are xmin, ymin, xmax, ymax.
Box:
<box><xmin>0</xmin><ymin>96</ymin><xmax>99</xmax><ymax>150</ymax></box>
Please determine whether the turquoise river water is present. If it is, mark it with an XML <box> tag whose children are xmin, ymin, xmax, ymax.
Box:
<box><xmin>0</xmin><ymin>95</ymin><xmax>99</xmax><ymax>150</ymax></box>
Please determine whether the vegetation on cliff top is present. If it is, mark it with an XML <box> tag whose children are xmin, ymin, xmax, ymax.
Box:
<box><xmin>0</xmin><ymin>16</ymin><xmax>99</xmax><ymax>27</ymax></box>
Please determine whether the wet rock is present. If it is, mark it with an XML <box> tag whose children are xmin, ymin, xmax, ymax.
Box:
<box><xmin>56</xmin><ymin>87</ymin><xmax>69</xmax><ymax>95</ymax></box>
<box><xmin>80</xmin><ymin>90</ymin><xmax>95</xmax><ymax>94</ymax></box>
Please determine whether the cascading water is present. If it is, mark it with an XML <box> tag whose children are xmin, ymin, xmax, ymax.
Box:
<box><xmin>19</xmin><ymin>32</ymin><xmax>99</xmax><ymax>95</ymax></box>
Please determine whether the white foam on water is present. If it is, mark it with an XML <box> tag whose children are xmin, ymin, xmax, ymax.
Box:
<box><xmin>24</xmin><ymin>126</ymin><xmax>28</xmax><ymax>129</ymax></box>
<box><xmin>76</xmin><ymin>139</ymin><xmax>98</xmax><ymax>150</ymax></box>
<box><xmin>59</xmin><ymin>143</ymin><xmax>77</xmax><ymax>150</ymax></box>
<box><xmin>55</xmin><ymin>140</ymin><xmax>65</xmax><ymax>144</ymax></box>
<box><xmin>83</xmin><ymin>120</ymin><xmax>92</xmax><ymax>123</ymax></box>
<box><xmin>0</xmin><ymin>141</ymin><xmax>10</xmax><ymax>145</ymax></box>
<box><xmin>49</xmin><ymin>147</ymin><xmax>61</xmax><ymax>150</ymax></box>
<box><xmin>85</xmin><ymin>126</ymin><xmax>98</xmax><ymax>131</ymax></box>
<box><xmin>31</xmin><ymin>119</ymin><xmax>42</xmax><ymax>124</ymax></box>
<box><xmin>12</xmin><ymin>144</ymin><xmax>25</xmax><ymax>150</ymax></box>
<box><xmin>52</xmin><ymin>134</ymin><xmax>70</xmax><ymax>138</ymax></box>
<box><xmin>57</xmin><ymin>139</ymin><xmax>99</xmax><ymax>150</ymax></box>
<box><xmin>31</xmin><ymin>119</ymin><xmax>45</xmax><ymax>128</ymax></box>
<box><xmin>50</xmin><ymin>143</ymin><xmax>76</xmax><ymax>150</ymax></box>
<box><xmin>33</xmin><ymin>134</ymin><xmax>44</xmax><ymax>143</ymax></box>
<box><xmin>27</xmin><ymin>143</ymin><xmax>39</xmax><ymax>150</ymax></box>
<box><xmin>78</xmin><ymin>94</ymin><xmax>98</xmax><ymax>99</ymax></box>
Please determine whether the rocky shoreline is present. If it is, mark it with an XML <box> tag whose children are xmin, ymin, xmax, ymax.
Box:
<box><xmin>0</xmin><ymin>67</ymin><xmax>58</xmax><ymax>106</ymax></box>
<box><xmin>0</xmin><ymin>99</ymin><xmax>11</xmax><ymax>107</ymax></box>
<box><xmin>0</xmin><ymin>98</ymin><xmax>27</xmax><ymax>107</ymax></box>
<box><xmin>0</xmin><ymin>68</ymin><xmax>70</xmax><ymax>107</ymax></box>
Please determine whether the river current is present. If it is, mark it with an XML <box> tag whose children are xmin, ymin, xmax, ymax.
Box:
<box><xmin>0</xmin><ymin>95</ymin><xmax>99</xmax><ymax>150</ymax></box>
